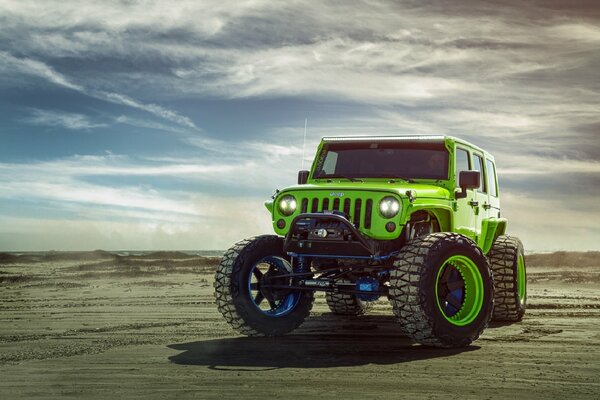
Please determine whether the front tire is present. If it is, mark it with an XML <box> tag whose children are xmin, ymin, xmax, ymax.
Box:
<box><xmin>488</xmin><ymin>235</ymin><xmax>527</xmax><ymax>322</ymax></box>
<box><xmin>214</xmin><ymin>235</ymin><xmax>314</xmax><ymax>336</ymax></box>
<box><xmin>389</xmin><ymin>233</ymin><xmax>494</xmax><ymax>348</ymax></box>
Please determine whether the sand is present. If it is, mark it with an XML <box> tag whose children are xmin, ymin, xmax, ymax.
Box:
<box><xmin>1</xmin><ymin>251</ymin><xmax>599</xmax><ymax>399</ymax></box>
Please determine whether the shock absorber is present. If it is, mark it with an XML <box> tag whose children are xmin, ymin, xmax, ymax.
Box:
<box><xmin>294</xmin><ymin>256</ymin><xmax>310</xmax><ymax>283</ymax></box>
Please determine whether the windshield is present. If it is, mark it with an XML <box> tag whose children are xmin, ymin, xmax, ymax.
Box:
<box><xmin>313</xmin><ymin>141</ymin><xmax>449</xmax><ymax>180</ymax></box>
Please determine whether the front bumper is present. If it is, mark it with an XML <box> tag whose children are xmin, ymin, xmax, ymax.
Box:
<box><xmin>283</xmin><ymin>212</ymin><xmax>375</xmax><ymax>258</ymax></box>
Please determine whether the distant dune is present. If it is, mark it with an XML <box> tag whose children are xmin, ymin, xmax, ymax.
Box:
<box><xmin>0</xmin><ymin>250</ymin><xmax>115</xmax><ymax>263</ymax></box>
<box><xmin>0</xmin><ymin>250</ymin><xmax>220</xmax><ymax>264</ymax></box>
<box><xmin>526</xmin><ymin>251</ymin><xmax>600</xmax><ymax>268</ymax></box>
<box><xmin>1</xmin><ymin>250</ymin><xmax>599</xmax><ymax>269</ymax></box>
<box><xmin>130</xmin><ymin>251</ymin><xmax>197</xmax><ymax>259</ymax></box>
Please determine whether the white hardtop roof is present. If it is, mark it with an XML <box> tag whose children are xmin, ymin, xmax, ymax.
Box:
<box><xmin>321</xmin><ymin>135</ymin><xmax>489</xmax><ymax>157</ymax></box>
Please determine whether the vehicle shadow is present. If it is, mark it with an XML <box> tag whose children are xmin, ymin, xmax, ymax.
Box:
<box><xmin>168</xmin><ymin>314</ymin><xmax>479</xmax><ymax>370</ymax></box>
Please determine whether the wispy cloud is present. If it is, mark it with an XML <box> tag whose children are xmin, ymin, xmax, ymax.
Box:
<box><xmin>0</xmin><ymin>51</ymin><xmax>199</xmax><ymax>130</ymax></box>
<box><xmin>97</xmin><ymin>91</ymin><xmax>199</xmax><ymax>130</ymax></box>
<box><xmin>26</xmin><ymin>109</ymin><xmax>106</xmax><ymax>130</ymax></box>
<box><xmin>114</xmin><ymin>115</ymin><xmax>188</xmax><ymax>134</ymax></box>
<box><xmin>0</xmin><ymin>144</ymin><xmax>299</xmax><ymax>226</ymax></box>
<box><xmin>0</xmin><ymin>50</ymin><xmax>83</xmax><ymax>91</ymax></box>
<box><xmin>0</xmin><ymin>149</ymin><xmax>278</xmax><ymax>250</ymax></box>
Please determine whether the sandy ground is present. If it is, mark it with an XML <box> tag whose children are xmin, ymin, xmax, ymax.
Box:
<box><xmin>1</xmin><ymin>251</ymin><xmax>600</xmax><ymax>399</ymax></box>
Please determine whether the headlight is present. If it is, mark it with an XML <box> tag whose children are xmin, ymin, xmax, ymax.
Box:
<box><xmin>379</xmin><ymin>196</ymin><xmax>400</xmax><ymax>218</ymax></box>
<box><xmin>278</xmin><ymin>195</ymin><xmax>297</xmax><ymax>216</ymax></box>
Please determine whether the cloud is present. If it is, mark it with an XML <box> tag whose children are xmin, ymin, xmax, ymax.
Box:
<box><xmin>0</xmin><ymin>210</ymin><xmax>271</xmax><ymax>251</ymax></box>
<box><xmin>4</xmin><ymin>1</ymin><xmax>596</xmax><ymax>160</ymax></box>
<box><xmin>0</xmin><ymin>50</ymin><xmax>83</xmax><ymax>91</ymax></box>
<box><xmin>0</xmin><ymin>1</ymin><xmax>598</xmax><ymax>250</ymax></box>
<box><xmin>0</xmin><ymin>143</ymin><xmax>300</xmax><ymax>228</ymax></box>
<box><xmin>114</xmin><ymin>115</ymin><xmax>188</xmax><ymax>134</ymax></box>
<box><xmin>501</xmin><ymin>192</ymin><xmax>600</xmax><ymax>252</ymax></box>
<box><xmin>0</xmin><ymin>147</ymin><xmax>282</xmax><ymax>250</ymax></box>
<box><xmin>25</xmin><ymin>109</ymin><xmax>106</xmax><ymax>130</ymax></box>
<box><xmin>0</xmin><ymin>51</ymin><xmax>199</xmax><ymax>130</ymax></box>
<box><xmin>497</xmin><ymin>156</ymin><xmax>600</xmax><ymax>176</ymax></box>
<box><xmin>97</xmin><ymin>91</ymin><xmax>199</xmax><ymax>130</ymax></box>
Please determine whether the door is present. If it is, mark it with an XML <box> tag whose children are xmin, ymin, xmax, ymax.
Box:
<box><xmin>471</xmin><ymin>153</ymin><xmax>489</xmax><ymax>239</ymax></box>
<box><xmin>484</xmin><ymin>158</ymin><xmax>500</xmax><ymax>218</ymax></box>
<box><xmin>453</xmin><ymin>146</ymin><xmax>478</xmax><ymax>241</ymax></box>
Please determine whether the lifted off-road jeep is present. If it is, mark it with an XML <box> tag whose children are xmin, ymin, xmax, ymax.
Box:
<box><xmin>215</xmin><ymin>136</ymin><xmax>526</xmax><ymax>347</ymax></box>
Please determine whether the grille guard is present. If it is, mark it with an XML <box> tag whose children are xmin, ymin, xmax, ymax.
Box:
<box><xmin>283</xmin><ymin>212</ymin><xmax>375</xmax><ymax>257</ymax></box>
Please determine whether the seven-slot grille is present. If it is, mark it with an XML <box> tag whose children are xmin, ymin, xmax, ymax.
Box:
<box><xmin>299</xmin><ymin>196</ymin><xmax>374</xmax><ymax>229</ymax></box>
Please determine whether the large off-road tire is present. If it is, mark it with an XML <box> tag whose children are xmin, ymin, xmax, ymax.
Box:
<box><xmin>325</xmin><ymin>291</ymin><xmax>371</xmax><ymax>316</ymax></box>
<box><xmin>488</xmin><ymin>235</ymin><xmax>526</xmax><ymax>322</ymax></box>
<box><xmin>214</xmin><ymin>235</ymin><xmax>314</xmax><ymax>336</ymax></box>
<box><xmin>389</xmin><ymin>232</ymin><xmax>494</xmax><ymax>348</ymax></box>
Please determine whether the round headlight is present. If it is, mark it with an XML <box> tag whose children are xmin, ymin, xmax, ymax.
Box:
<box><xmin>379</xmin><ymin>196</ymin><xmax>400</xmax><ymax>218</ymax></box>
<box><xmin>278</xmin><ymin>195</ymin><xmax>297</xmax><ymax>216</ymax></box>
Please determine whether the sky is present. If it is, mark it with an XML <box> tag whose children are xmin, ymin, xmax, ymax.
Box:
<box><xmin>0</xmin><ymin>0</ymin><xmax>599</xmax><ymax>251</ymax></box>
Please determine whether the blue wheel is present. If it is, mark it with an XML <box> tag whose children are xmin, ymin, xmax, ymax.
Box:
<box><xmin>248</xmin><ymin>256</ymin><xmax>300</xmax><ymax>317</ymax></box>
<box><xmin>214</xmin><ymin>235</ymin><xmax>314</xmax><ymax>336</ymax></box>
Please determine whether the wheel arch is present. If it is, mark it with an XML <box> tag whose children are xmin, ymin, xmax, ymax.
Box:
<box><xmin>427</xmin><ymin>208</ymin><xmax>452</xmax><ymax>232</ymax></box>
<box><xmin>404</xmin><ymin>201</ymin><xmax>453</xmax><ymax>233</ymax></box>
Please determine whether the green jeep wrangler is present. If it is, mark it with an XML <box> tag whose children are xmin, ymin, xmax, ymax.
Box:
<box><xmin>214</xmin><ymin>135</ymin><xmax>526</xmax><ymax>347</ymax></box>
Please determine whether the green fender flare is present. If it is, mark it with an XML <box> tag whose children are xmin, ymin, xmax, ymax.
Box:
<box><xmin>478</xmin><ymin>218</ymin><xmax>507</xmax><ymax>254</ymax></box>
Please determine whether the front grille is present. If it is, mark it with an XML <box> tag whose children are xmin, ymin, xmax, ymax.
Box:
<box><xmin>298</xmin><ymin>195</ymin><xmax>374</xmax><ymax>229</ymax></box>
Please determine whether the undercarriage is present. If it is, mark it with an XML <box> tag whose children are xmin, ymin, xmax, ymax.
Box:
<box><xmin>273</xmin><ymin>211</ymin><xmax>407</xmax><ymax>302</ymax></box>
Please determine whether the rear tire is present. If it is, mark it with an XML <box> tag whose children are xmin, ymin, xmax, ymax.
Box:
<box><xmin>214</xmin><ymin>235</ymin><xmax>314</xmax><ymax>336</ymax></box>
<box><xmin>389</xmin><ymin>233</ymin><xmax>494</xmax><ymax>348</ymax></box>
<box><xmin>325</xmin><ymin>291</ymin><xmax>371</xmax><ymax>316</ymax></box>
<box><xmin>488</xmin><ymin>235</ymin><xmax>526</xmax><ymax>322</ymax></box>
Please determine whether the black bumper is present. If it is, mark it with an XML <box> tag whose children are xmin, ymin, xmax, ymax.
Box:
<box><xmin>283</xmin><ymin>213</ymin><xmax>375</xmax><ymax>257</ymax></box>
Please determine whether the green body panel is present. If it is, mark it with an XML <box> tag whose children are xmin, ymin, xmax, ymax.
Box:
<box><xmin>265</xmin><ymin>199</ymin><xmax>274</xmax><ymax>214</ymax></box>
<box><xmin>267</xmin><ymin>135</ymin><xmax>508</xmax><ymax>249</ymax></box>
<box><xmin>478</xmin><ymin>218</ymin><xmax>508</xmax><ymax>253</ymax></box>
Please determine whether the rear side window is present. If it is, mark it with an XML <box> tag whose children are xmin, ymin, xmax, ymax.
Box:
<box><xmin>486</xmin><ymin>159</ymin><xmax>498</xmax><ymax>197</ymax></box>
<box><xmin>472</xmin><ymin>154</ymin><xmax>486</xmax><ymax>193</ymax></box>
<box><xmin>455</xmin><ymin>148</ymin><xmax>470</xmax><ymax>187</ymax></box>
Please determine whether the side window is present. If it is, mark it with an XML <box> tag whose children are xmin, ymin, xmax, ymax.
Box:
<box><xmin>486</xmin><ymin>159</ymin><xmax>498</xmax><ymax>197</ymax></box>
<box><xmin>455</xmin><ymin>148</ymin><xmax>470</xmax><ymax>188</ymax></box>
<box><xmin>472</xmin><ymin>154</ymin><xmax>487</xmax><ymax>193</ymax></box>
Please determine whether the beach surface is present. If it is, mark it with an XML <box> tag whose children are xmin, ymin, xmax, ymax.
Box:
<box><xmin>1</xmin><ymin>250</ymin><xmax>599</xmax><ymax>399</ymax></box>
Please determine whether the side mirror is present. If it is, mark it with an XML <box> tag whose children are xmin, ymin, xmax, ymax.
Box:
<box><xmin>298</xmin><ymin>170</ymin><xmax>309</xmax><ymax>185</ymax></box>
<box><xmin>456</xmin><ymin>170</ymin><xmax>480</xmax><ymax>199</ymax></box>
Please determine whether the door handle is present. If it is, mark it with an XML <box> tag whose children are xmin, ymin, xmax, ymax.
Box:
<box><xmin>468</xmin><ymin>200</ymin><xmax>479</xmax><ymax>207</ymax></box>
<box><xmin>483</xmin><ymin>203</ymin><xmax>491</xmax><ymax>210</ymax></box>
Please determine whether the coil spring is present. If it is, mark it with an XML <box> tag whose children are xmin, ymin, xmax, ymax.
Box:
<box><xmin>293</xmin><ymin>256</ymin><xmax>310</xmax><ymax>282</ymax></box>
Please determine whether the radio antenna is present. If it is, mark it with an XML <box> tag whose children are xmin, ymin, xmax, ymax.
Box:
<box><xmin>301</xmin><ymin>117</ymin><xmax>308</xmax><ymax>169</ymax></box>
